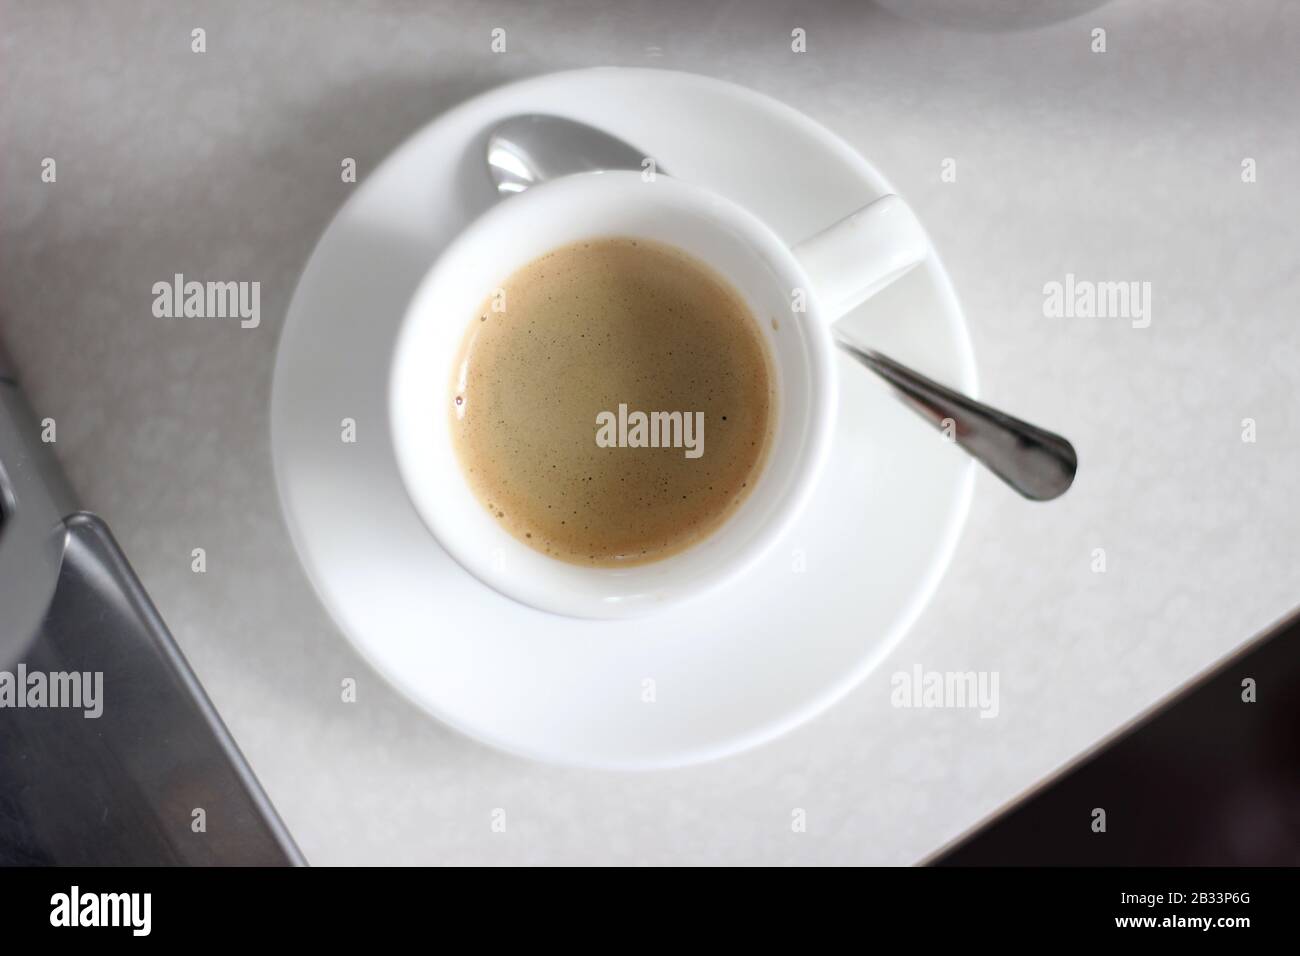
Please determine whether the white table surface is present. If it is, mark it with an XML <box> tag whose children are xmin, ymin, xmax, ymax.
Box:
<box><xmin>3</xmin><ymin>0</ymin><xmax>1297</xmax><ymax>865</ymax></box>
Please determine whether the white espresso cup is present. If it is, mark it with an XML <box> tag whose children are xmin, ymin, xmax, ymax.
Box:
<box><xmin>390</xmin><ymin>170</ymin><xmax>929</xmax><ymax>618</ymax></box>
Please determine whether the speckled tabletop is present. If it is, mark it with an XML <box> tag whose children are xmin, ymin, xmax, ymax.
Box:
<box><xmin>3</xmin><ymin>0</ymin><xmax>1297</xmax><ymax>864</ymax></box>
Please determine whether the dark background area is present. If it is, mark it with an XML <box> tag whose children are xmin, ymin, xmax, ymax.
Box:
<box><xmin>933</xmin><ymin>607</ymin><xmax>1300</xmax><ymax>865</ymax></box>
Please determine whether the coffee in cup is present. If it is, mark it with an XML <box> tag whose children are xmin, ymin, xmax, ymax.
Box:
<box><xmin>449</xmin><ymin>237</ymin><xmax>775</xmax><ymax>567</ymax></box>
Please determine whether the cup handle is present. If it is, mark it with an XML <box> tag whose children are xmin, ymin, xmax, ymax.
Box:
<box><xmin>790</xmin><ymin>194</ymin><xmax>930</xmax><ymax>324</ymax></box>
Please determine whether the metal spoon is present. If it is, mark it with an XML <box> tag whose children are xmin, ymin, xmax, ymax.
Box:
<box><xmin>486</xmin><ymin>115</ymin><xmax>1077</xmax><ymax>500</ymax></box>
<box><xmin>487</xmin><ymin>115</ymin><xmax>652</xmax><ymax>194</ymax></box>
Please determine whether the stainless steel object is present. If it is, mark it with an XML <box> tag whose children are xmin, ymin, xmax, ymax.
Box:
<box><xmin>0</xmin><ymin>344</ymin><xmax>303</xmax><ymax>865</ymax></box>
<box><xmin>487</xmin><ymin>114</ymin><xmax>658</xmax><ymax>195</ymax></box>
<box><xmin>484</xmin><ymin>114</ymin><xmax>1077</xmax><ymax>500</ymax></box>
<box><xmin>835</xmin><ymin>338</ymin><xmax>1077</xmax><ymax>501</ymax></box>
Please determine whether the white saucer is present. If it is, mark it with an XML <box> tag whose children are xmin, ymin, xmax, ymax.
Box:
<box><xmin>270</xmin><ymin>68</ymin><xmax>977</xmax><ymax>770</ymax></box>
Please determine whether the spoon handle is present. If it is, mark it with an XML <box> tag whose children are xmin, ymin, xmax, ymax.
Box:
<box><xmin>835</xmin><ymin>339</ymin><xmax>1077</xmax><ymax>501</ymax></box>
